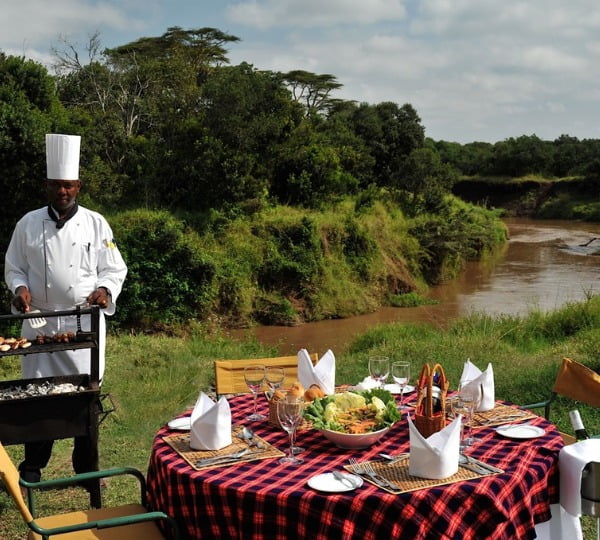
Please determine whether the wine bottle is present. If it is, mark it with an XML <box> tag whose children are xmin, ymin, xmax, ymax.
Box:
<box><xmin>569</xmin><ymin>410</ymin><xmax>590</xmax><ymax>440</ymax></box>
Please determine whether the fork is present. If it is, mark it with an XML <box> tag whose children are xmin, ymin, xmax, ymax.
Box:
<box><xmin>362</xmin><ymin>461</ymin><xmax>396</xmax><ymax>489</ymax></box>
<box><xmin>349</xmin><ymin>458</ymin><xmax>394</xmax><ymax>489</ymax></box>
<box><xmin>27</xmin><ymin>310</ymin><xmax>47</xmax><ymax>330</ymax></box>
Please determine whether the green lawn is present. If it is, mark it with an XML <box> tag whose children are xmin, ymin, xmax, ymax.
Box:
<box><xmin>1</xmin><ymin>296</ymin><xmax>599</xmax><ymax>538</ymax></box>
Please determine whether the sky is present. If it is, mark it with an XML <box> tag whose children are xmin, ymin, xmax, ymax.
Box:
<box><xmin>3</xmin><ymin>0</ymin><xmax>600</xmax><ymax>144</ymax></box>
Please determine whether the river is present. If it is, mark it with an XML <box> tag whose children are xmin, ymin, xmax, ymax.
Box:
<box><xmin>230</xmin><ymin>218</ymin><xmax>600</xmax><ymax>355</ymax></box>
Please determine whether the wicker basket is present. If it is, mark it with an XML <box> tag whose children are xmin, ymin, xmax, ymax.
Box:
<box><xmin>268</xmin><ymin>393</ymin><xmax>312</xmax><ymax>431</ymax></box>
<box><xmin>414</xmin><ymin>363</ymin><xmax>449</xmax><ymax>437</ymax></box>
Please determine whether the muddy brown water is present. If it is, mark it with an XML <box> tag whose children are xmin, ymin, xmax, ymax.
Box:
<box><xmin>230</xmin><ymin>218</ymin><xmax>600</xmax><ymax>355</ymax></box>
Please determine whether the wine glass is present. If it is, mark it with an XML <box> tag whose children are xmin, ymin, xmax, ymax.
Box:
<box><xmin>277</xmin><ymin>394</ymin><xmax>305</xmax><ymax>465</ymax></box>
<box><xmin>244</xmin><ymin>365</ymin><xmax>266</xmax><ymax>421</ymax></box>
<box><xmin>458</xmin><ymin>380</ymin><xmax>482</xmax><ymax>446</ymax></box>
<box><xmin>391</xmin><ymin>361</ymin><xmax>411</xmax><ymax>409</ymax></box>
<box><xmin>265</xmin><ymin>367</ymin><xmax>285</xmax><ymax>395</ymax></box>
<box><xmin>368</xmin><ymin>356</ymin><xmax>390</xmax><ymax>388</ymax></box>
<box><xmin>450</xmin><ymin>395</ymin><xmax>470</xmax><ymax>450</ymax></box>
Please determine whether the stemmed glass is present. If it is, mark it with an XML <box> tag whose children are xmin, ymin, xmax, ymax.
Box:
<box><xmin>391</xmin><ymin>361</ymin><xmax>411</xmax><ymax>409</ymax></box>
<box><xmin>368</xmin><ymin>356</ymin><xmax>390</xmax><ymax>388</ymax></box>
<box><xmin>277</xmin><ymin>394</ymin><xmax>305</xmax><ymax>465</ymax></box>
<box><xmin>457</xmin><ymin>380</ymin><xmax>482</xmax><ymax>446</ymax></box>
<box><xmin>265</xmin><ymin>367</ymin><xmax>285</xmax><ymax>396</ymax></box>
<box><xmin>450</xmin><ymin>395</ymin><xmax>470</xmax><ymax>450</ymax></box>
<box><xmin>244</xmin><ymin>365</ymin><xmax>266</xmax><ymax>421</ymax></box>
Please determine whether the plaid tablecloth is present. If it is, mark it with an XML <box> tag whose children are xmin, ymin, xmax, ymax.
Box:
<box><xmin>146</xmin><ymin>395</ymin><xmax>563</xmax><ymax>540</ymax></box>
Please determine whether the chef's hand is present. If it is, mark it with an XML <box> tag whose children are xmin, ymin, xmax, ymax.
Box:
<box><xmin>87</xmin><ymin>287</ymin><xmax>111</xmax><ymax>309</ymax></box>
<box><xmin>12</xmin><ymin>286</ymin><xmax>31</xmax><ymax>313</ymax></box>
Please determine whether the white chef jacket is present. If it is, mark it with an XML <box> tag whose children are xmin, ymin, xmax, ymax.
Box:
<box><xmin>4</xmin><ymin>205</ymin><xmax>127</xmax><ymax>382</ymax></box>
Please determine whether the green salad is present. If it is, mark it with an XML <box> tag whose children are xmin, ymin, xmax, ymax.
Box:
<box><xmin>304</xmin><ymin>388</ymin><xmax>401</xmax><ymax>434</ymax></box>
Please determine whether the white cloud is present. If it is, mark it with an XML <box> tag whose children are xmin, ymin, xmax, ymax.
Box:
<box><xmin>226</xmin><ymin>0</ymin><xmax>408</xmax><ymax>29</ymax></box>
<box><xmin>1</xmin><ymin>0</ymin><xmax>145</xmax><ymax>65</ymax></box>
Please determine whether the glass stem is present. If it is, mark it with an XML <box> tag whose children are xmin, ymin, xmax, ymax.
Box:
<box><xmin>253</xmin><ymin>392</ymin><xmax>258</xmax><ymax>415</ymax></box>
<box><xmin>288</xmin><ymin>430</ymin><xmax>295</xmax><ymax>457</ymax></box>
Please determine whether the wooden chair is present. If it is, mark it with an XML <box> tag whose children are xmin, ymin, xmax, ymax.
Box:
<box><xmin>0</xmin><ymin>442</ymin><xmax>178</xmax><ymax>539</ymax></box>
<box><xmin>214</xmin><ymin>353</ymin><xmax>319</xmax><ymax>396</ymax></box>
<box><xmin>520</xmin><ymin>357</ymin><xmax>600</xmax><ymax>444</ymax></box>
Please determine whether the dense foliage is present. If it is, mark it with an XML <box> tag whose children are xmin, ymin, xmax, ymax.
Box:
<box><xmin>5</xmin><ymin>25</ymin><xmax>590</xmax><ymax>328</ymax></box>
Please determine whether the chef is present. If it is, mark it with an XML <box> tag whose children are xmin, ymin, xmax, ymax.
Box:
<box><xmin>4</xmin><ymin>133</ymin><xmax>127</xmax><ymax>485</ymax></box>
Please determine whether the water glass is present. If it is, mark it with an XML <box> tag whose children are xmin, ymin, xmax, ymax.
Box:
<box><xmin>457</xmin><ymin>380</ymin><xmax>482</xmax><ymax>446</ymax></box>
<box><xmin>265</xmin><ymin>366</ymin><xmax>285</xmax><ymax>395</ymax></box>
<box><xmin>277</xmin><ymin>394</ymin><xmax>305</xmax><ymax>465</ymax></box>
<box><xmin>391</xmin><ymin>361</ymin><xmax>411</xmax><ymax>409</ymax></box>
<box><xmin>244</xmin><ymin>365</ymin><xmax>266</xmax><ymax>421</ymax></box>
<box><xmin>368</xmin><ymin>356</ymin><xmax>390</xmax><ymax>388</ymax></box>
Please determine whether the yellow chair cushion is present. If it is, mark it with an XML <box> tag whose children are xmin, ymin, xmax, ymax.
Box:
<box><xmin>28</xmin><ymin>503</ymin><xmax>167</xmax><ymax>539</ymax></box>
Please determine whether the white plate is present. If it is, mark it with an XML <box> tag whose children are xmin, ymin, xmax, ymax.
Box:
<box><xmin>384</xmin><ymin>383</ymin><xmax>415</xmax><ymax>395</ymax></box>
<box><xmin>495</xmin><ymin>424</ymin><xmax>545</xmax><ymax>439</ymax></box>
<box><xmin>168</xmin><ymin>416</ymin><xmax>191</xmax><ymax>431</ymax></box>
<box><xmin>307</xmin><ymin>473</ymin><xmax>363</xmax><ymax>493</ymax></box>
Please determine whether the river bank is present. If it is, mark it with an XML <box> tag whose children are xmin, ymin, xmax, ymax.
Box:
<box><xmin>230</xmin><ymin>218</ymin><xmax>600</xmax><ymax>355</ymax></box>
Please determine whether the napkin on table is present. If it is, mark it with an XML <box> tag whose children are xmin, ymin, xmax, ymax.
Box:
<box><xmin>298</xmin><ymin>348</ymin><xmax>336</xmax><ymax>395</ymax></box>
<box><xmin>460</xmin><ymin>359</ymin><xmax>495</xmax><ymax>411</ymax></box>
<box><xmin>559</xmin><ymin>439</ymin><xmax>600</xmax><ymax>517</ymax></box>
<box><xmin>189</xmin><ymin>391</ymin><xmax>232</xmax><ymax>451</ymax></box>
<box><xmin>354</xmin><ymin>376</ymin><xmax>380</xmax><ymax>391</ymax></box>
<box><xmin>407</xmin><ymin>414</ymin><xmax>461</xmax><ymax>479</ymax></box>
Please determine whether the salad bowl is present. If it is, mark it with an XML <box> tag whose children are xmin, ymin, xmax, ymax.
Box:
<box><xmin>304</xmin><ymin>389</ymin><xmax>400</xmax><ymax>450</ymax></box>
<box><xmin>319</xmin><ymin>426</ymin><xmax>390</xmax><ymax>449</ymax></box>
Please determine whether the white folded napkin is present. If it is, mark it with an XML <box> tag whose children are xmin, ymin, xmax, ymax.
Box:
<box><xmin>460</xmin><ymin>359</ymin><xmax>495</xmax><ymax>411</ymax></box>
<box><xmin>354</xmin><ymin>376</ymin><xmax>379</xmax><ymax>391</ymax></box>
<box><xmin>297</xmin><ymin>348</ymin><xmax>336</xmax><ymax>395</ymax></box>
<box><xmin>559</xmin><ymin>439</ymin><xmax>600</xmax><ymax>517</ymax></box>
<box><xmin>408</xmin><ymin>414</ymin><xmax>461</xmax><ymax>479</ymax></box>
<box><xmin>189</xmin><ymin>392</ymin><xmax>232</xmax><ymax>451</ymax></box>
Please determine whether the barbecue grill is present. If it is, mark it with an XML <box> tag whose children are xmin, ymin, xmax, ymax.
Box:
<box><xmin>0</xmin><ymin>306</ymin><xmax>106</xmax><ymax>507</ymax></box>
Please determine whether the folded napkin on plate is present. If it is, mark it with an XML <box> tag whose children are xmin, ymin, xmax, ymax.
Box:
<box><xmin>189</xmin><ymin>392</ymin><xmax>232</xmax><ymax>451</ymax></box>
<box><xmin>408</xmin><ymin>414</ymin><xmax>461</xmax><ymax>479</ymax></box>
<box><xmin>559</xmin><ymin>439</ymin><xmax>600</xmax><ymax>517</ymax></box>
<box><xmin>298</xmin><ymin>348</ymin><xmax>336</xmax><ymax>395</ymax></box>
<box><xmin>354</xmin><ymin>376</ymin><xmax>379</xmax><ymax>391</ymax></box>
<box><xmin>460</xmin><ymin>359</ymin><xmax>495</xmax><ymax>411</ymax></box>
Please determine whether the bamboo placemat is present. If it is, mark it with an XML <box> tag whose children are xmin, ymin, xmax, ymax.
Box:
<box><xmin>444</xmin><ymin>400</ymin><xmax>537</xmax><ymax>427</ymax></box>
<box><xmin>471</xmin><ymin>403</ymin><xmax>537</xmax><ymax>427</ymax></box>
<box><xmin>163</xmin><ymin>426</ymin><xmax>284</xmax><ymax>471</ymax></box>
<box><xmin>345</xmin><ymin>457</ymin><xmax>503</xmax><ymax>494</ymax></box>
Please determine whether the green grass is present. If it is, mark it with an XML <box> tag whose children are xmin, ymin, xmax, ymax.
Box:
<box><xmin>1</xmin><ymin>297</ymin><xmax>599</xmax><ymax>538</ymax></box>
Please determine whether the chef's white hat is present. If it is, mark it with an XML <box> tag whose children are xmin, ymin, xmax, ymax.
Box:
<box><xmin>46</xmin><ymin>134</ymin><xmax>80</xmax><ymax>180</ymax></box>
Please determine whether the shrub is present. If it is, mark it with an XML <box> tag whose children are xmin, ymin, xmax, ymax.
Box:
<box><xmin>109</xmin><ymin>209</ymin><xmax>217</xmax><ymax>328</ymax></box>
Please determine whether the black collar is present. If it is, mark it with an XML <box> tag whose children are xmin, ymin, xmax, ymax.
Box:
<box><xmin>47</xmin><ymin>202</ymin><xmax>79</xmax><ymax>229</ymax></box>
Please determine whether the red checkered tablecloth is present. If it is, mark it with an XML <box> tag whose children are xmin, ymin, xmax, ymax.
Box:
<box><xmin>146</xmin><ymin>394</ymin><xmax>563</xmax><ymax>539</ymax></box>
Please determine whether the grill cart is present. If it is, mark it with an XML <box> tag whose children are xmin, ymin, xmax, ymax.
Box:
<box><xmin>0</xmin><ymin>306</ymin><xmax>107</xmax><ymax>508</ymax></box>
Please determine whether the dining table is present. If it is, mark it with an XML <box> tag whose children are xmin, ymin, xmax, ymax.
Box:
<box><xmin>146</xmin><ymin>392</ymin><xmax>565</xmax><ymax>540</ymax></box>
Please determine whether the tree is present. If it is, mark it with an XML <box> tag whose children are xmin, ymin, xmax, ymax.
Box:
<box><xmin>282</xmin><ymin>70</ymin><xmax>342</xmax><ymax>118</ymax></box>
<box><xmin>0</xmin><ymin>54</ymin><xmax>68</xmax><ymax>305</ymax></box>
<box><xmin>350</xmin><ymin>102</ymin><xmax>425</xmax><ymax>187</ymax></box>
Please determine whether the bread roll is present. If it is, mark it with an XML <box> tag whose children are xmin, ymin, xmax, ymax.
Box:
<box><xmin>287</xmin><ymin>381</ymin><xmax>305</xmax><ymax>398</ymax></box>
<box><xmin>304</xmin><ymin>384</ymin><xmax>325</xmax><ymax>401</ymax></box>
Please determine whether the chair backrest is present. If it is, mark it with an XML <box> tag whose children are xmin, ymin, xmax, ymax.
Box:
<box><xmin>0</xmin><ymin>442</ymin><xmax>34</xmax><ymax>524</ymax></box>
<box><xmin>214</xmin><ymin>353</ymin><xmax>319</xmax><ymax>395</ymax></box>
<box><xmin>552</xmin><ymin>357</ymin><xmax>600</xmax><ymax>408</ymax></box>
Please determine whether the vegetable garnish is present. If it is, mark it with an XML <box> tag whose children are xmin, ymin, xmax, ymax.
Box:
<box><xmin>304</xmin><ymin>388</ymin><xmax>401</xmax><ymax>433</ymax></box>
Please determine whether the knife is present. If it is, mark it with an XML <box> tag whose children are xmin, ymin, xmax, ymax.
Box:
<box><xmin>195</xmin><ymin>448</ymin><xmax>249</xmax><ymax>467</ymax></box>
<box><xmin>469</xmin><ymin>458</ymin><xmax>503</xmax><ymax>474</ymax></box>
